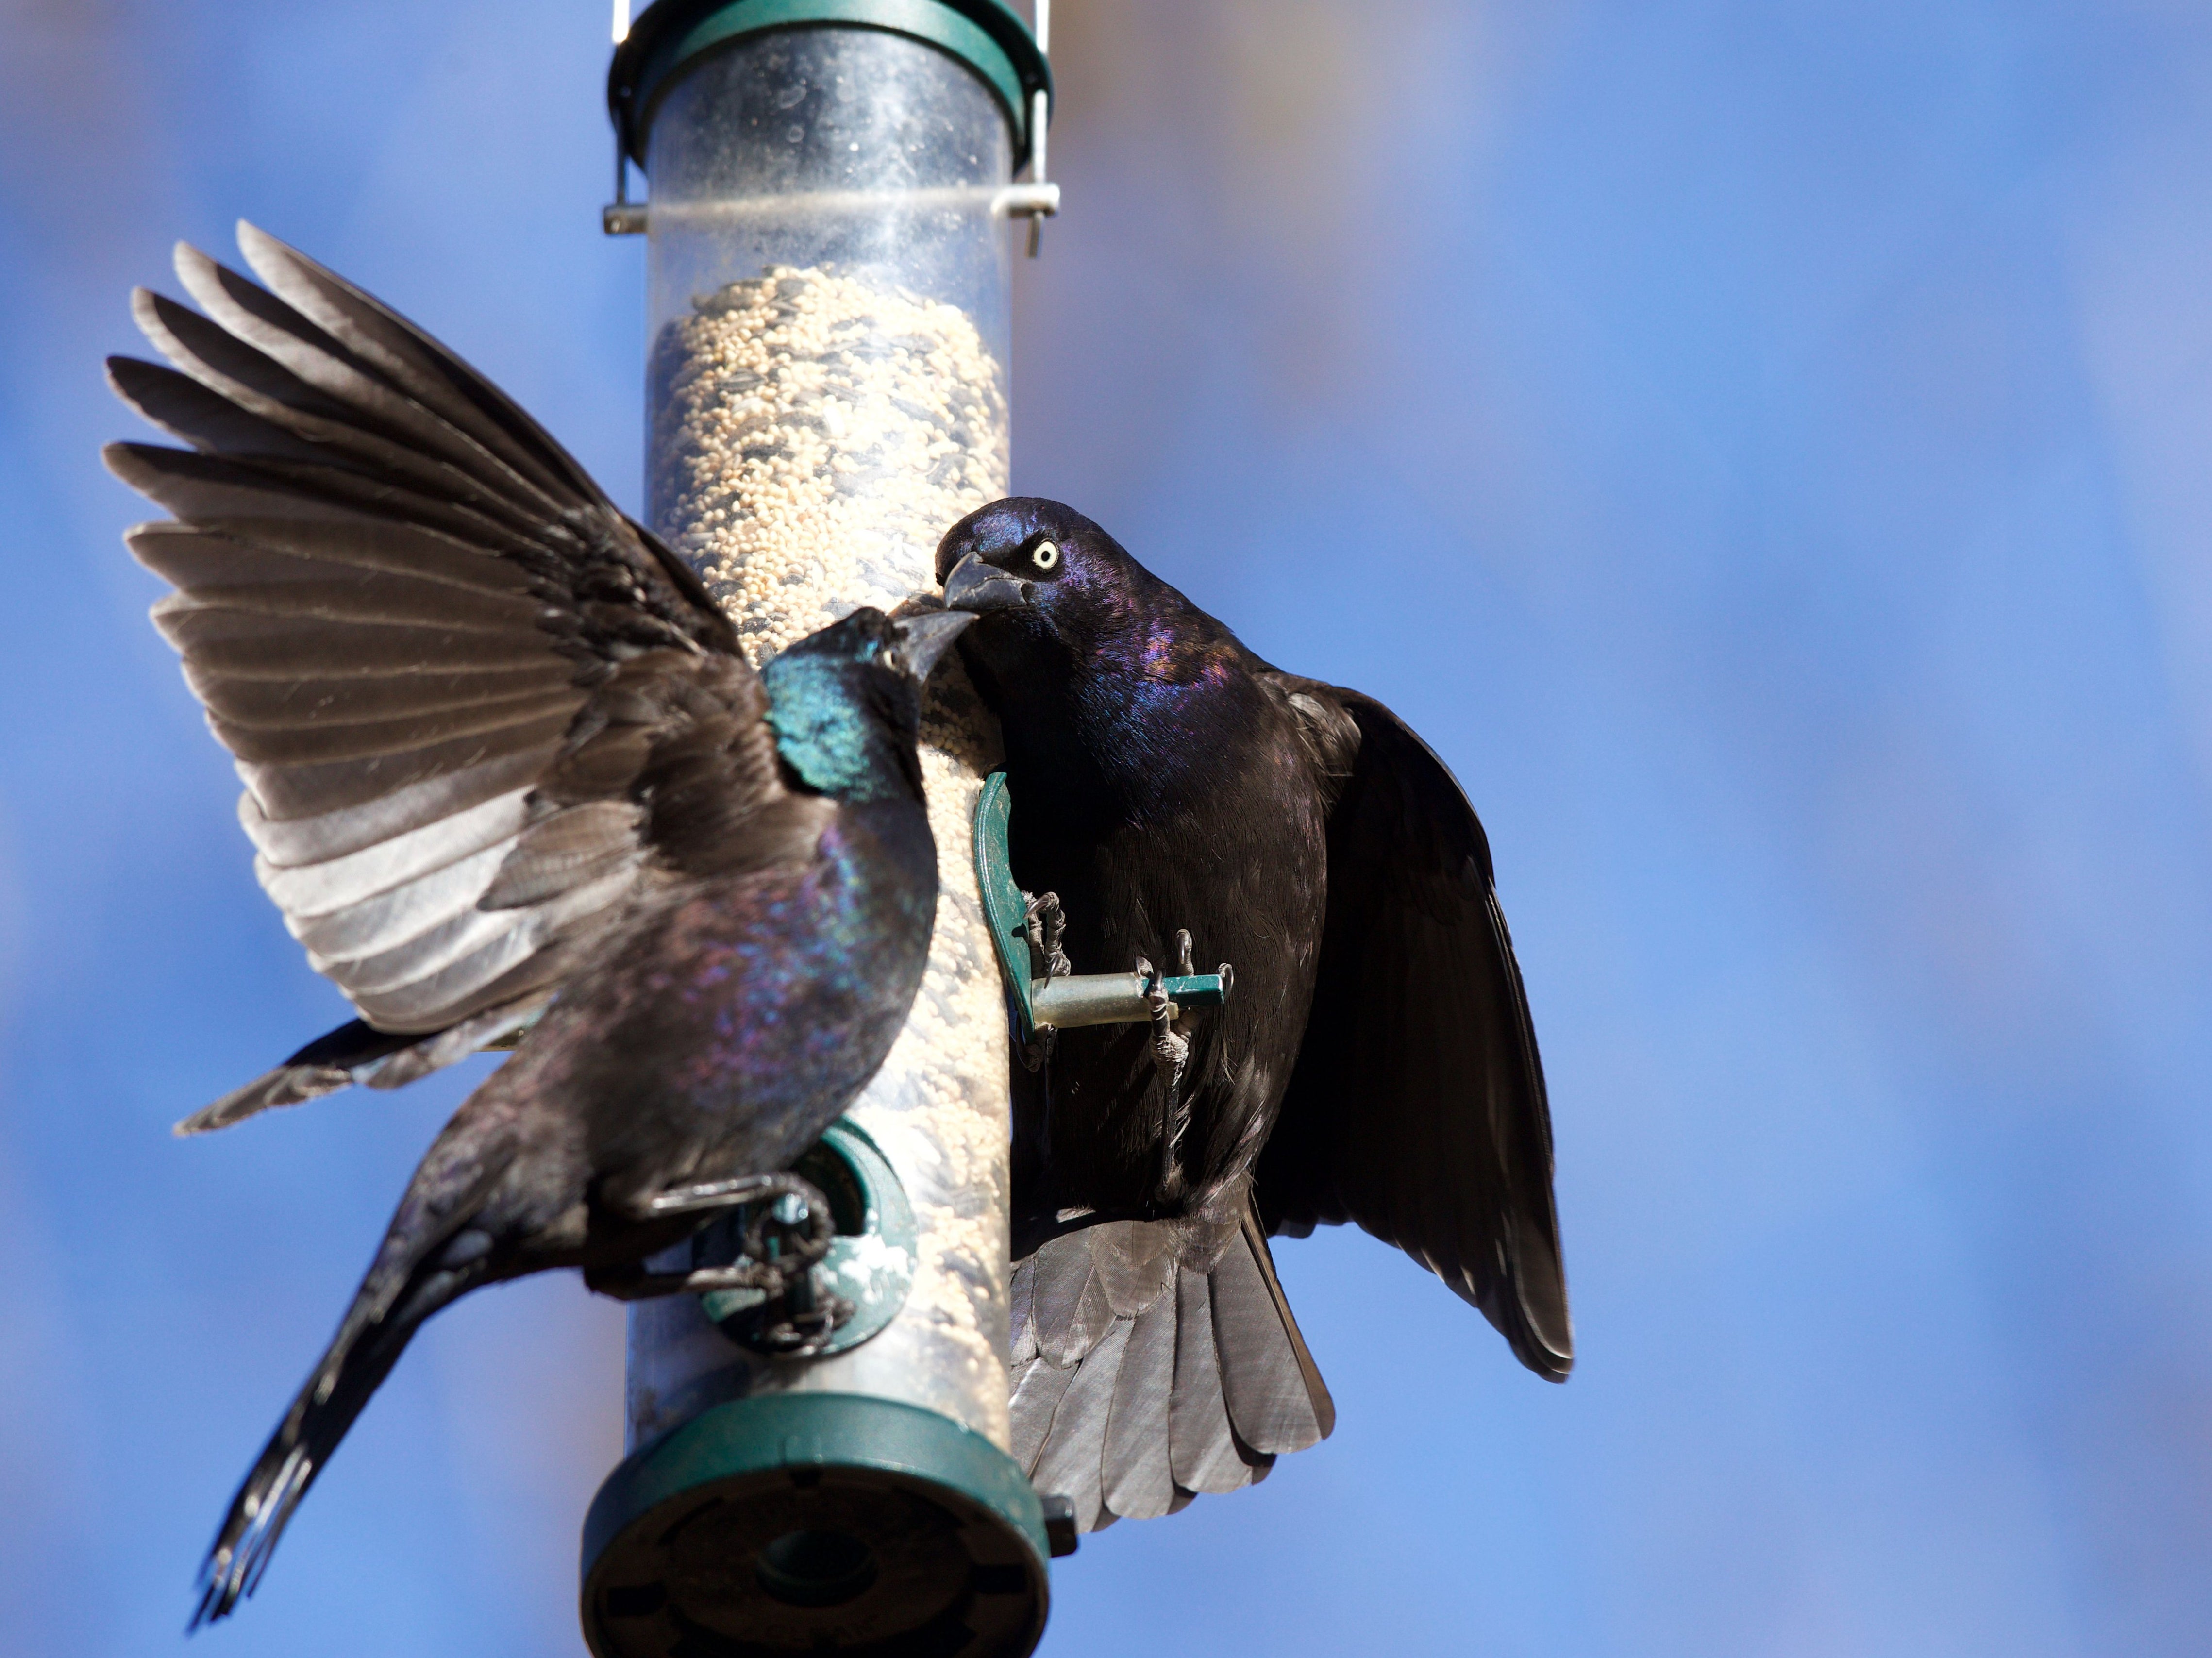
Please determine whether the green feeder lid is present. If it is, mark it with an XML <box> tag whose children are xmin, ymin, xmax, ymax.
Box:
<box><xmin>609</xmin><ymin>0</ymin><xmax>1053</xmax><ymax>173</ymax></box>
<box><xmin>581</xmin><ymin>1392</ymin><xmax>1054</xmax><ymax>1657</ymax></box>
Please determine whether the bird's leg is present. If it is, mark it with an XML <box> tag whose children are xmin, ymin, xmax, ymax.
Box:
<box><xmin>1022</xmin><ymin>889</ymin><xmax>1072</xmax><ymax>979</ymax></box>
<box><xmin>1163</xmin><ymin>931</ymin><xmax>1199</xmax><ymax>1176</ymax></box>
<box><xmin>1137</xmin><ymin>952</ymin><xmax>1192</xmax><ymax>1201</ymax></box>
<box><xmin>643</xmin><ymin>1172</ymin><xmax>795</xmax><ymax>1217</ymax></box>
<box><xmin>587</xmin><ymin>1172</ymin><xmax>854</xmax><ymax>1347</ymax></box>
<box><xmin>587</xmin><ymin>1262</ymin><xmax>780</xmax><ymax>1301</ymax></box>
<box><xmin>1018</xmin><ymin>889</ymin><xmax>1069</xmax><ymax>1074</ymax></box>
<box><xmin>745</xmin><ymin>1190</ymin><xmax>855</xmax><ymax>1353</ymax></box>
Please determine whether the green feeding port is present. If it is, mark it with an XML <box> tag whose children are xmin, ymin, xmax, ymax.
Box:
<box><xmin>582</xmin><ymin>1118</ymin><xmax>1056</xmax><ymax>1657</ymax></box>
<box><xmin>691</xmin><ymin>1120</ymin><xmax>917</xmax><ymax>1357</ymax></box>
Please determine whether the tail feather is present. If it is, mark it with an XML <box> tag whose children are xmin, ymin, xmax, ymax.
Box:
<box><xmin>1165</xmin><ymin>1260</ymin><xmax>1262</xmax><ymax>1499</ymax></box>
<box><xmin>191</xmin><ymin>1142</ymin><xmax>513</xmax><ymax>1625</ymax></box>
<box><xmin>1026</xmin><ymin>1319</ymin><xmax>1129</xmax><ymax>1532</ymax></box>
<box><xmin>1008</xmin><ymin>1201</ymin><xmax>1334</xmax><ymax>1533</ymax></box>
<box><xmin>1008</xmin><ymin>1345</ymin><xmax>1077</xmax><ymax>1472</ymax></box>
<box><xmin>1102</xmin><ymin>1290</ymin><xmax>1176</xmax><ymax>1519</ymax></box>
<box><xmin>1213</xmin><ymin>1207</ymin><xmax>1336</xmax><ymax>1446</ymax></box>
<box><xmin>176</xmin><ymin>1001</ymin><xmax>543</xmax><ymax>1136</ymax></box>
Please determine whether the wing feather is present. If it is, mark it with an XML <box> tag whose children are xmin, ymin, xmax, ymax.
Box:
<box><xmin>310</xmin><ymin>903</ymin><xmax>532</xmax><ymax>995</ymax></box>
<box><xmin>194</xmin><ymin>665</ymin><xmax>575</xmax><ymax>731</ymax></box>
<box><xmin>349</xmin><ymin>922</ymin><xmax>548</xmax><ymax>1031</ymax></box>
<box><xmin>109</xmin><ymin>225</ymin><xmax>788</xmax><ymax>1038</ymax></box>
<box><xmin>1257</xmin><ymin>682</ymin><xmax>1573</xmax><ymax>1380</ymax></box>
<box><xmin>109</xmin><ymin>443</ymin><xmax>546</xmax><ymax>561</ymax></box>
<box><xmin>129</xmin><ymin>520</ymin><xmax>538</xmax><ymax>603</ymax></box>
<box><xmin>237</xmin><ymin>222</ymin><xmax>604</xmax><ymax>510</ymax></box>
<box><xmin>255</xmin><ymin>788</ymin><xmax>527</xmax><ymax>910</ymax></box>
<box><xmin>170</xmin><ymin>243</ymin><xmax>576</xmax><ymax>523</ymax></box>
<box><xmin>239</xmin><ymin>760</ymin><xmax>540</xmax><ymax>867</ymax></box>
<box><xmin>288</xmin><ymin>841</ymin><xmax>517</xmax><ymax>960</ymax></box>
<box><xmin>235</xmin><ymin>714</ymin><xmax>580</xmax><ymax>821</ymax></box>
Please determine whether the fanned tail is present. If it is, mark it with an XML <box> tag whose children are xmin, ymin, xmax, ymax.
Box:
<box><xmin>1008</xmin><ymin>1204</ymin><xmax>1333</xmax><ymax>1532</ymax></box>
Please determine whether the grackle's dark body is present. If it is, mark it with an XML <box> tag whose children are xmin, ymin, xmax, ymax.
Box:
<box><xmin>103</xmin><ymin>226</ymin><xmax>967</xmax><ymax>1623</ymax></box>
<box><xmin>168</xmin><ymin>630</ymin><xmax>947</xmax><ymax>1627</ymax></box>
<box><xmin>938</xmin><ymin>498</ymin><xmax>1571</xmax><ymax>1530</ymax></box>
<box><xmin>964</xmin><ymin>553</ymin><xmax>1328</xmax><ymax>1231</ymax></box>
<box><xmin>461</xmin><ymin>773</ymin><xmax>937</xmax><ymax>1252</ymax></box>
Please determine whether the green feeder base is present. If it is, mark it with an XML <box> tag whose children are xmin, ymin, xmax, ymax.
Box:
<box><xmin>581</xmin><ymin>1392</ymin><xmax>1051</xmax><ymax>1658</ymax></box>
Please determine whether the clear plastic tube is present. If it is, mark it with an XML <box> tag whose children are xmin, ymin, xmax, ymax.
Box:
<box><xmin>628</xmin><ymin>26</ymin><xmax>1017</xmax><ymax>1453</ymax></box>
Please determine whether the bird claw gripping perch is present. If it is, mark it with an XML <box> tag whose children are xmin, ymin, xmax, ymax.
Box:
<box><xmin>1017</xmin><ymin>889</ymin><xmax>1071</xmax><ymax>1072</ymax></box>
<box><xmin>974</xmin><ymin>771</ymin><xmax>1235</xmax><ymax>1187</ymax></box>
<box><xmin>973</xmin><ymin>771</ymin><xmax>1233</xmax><ymax>1044</ymax></box>
<box><xmin>1024</xmin><ymin>889</ymin><xmax>1072</xmax><ymax>980</ymax></box>
<box><xmin>589</xmin><ymin>1171</ymin><xmax>857</xmax><ymax>1353</ymax></box>
<box><xmin>1139</xmin><ymin>936</ymin><xmax>1196</xmax><ymax>1198</ymax></box>
<box><xmin>715</xmin><ymin>1182</ymin><xmax>860</xmax><ymax>1355</ymax></box>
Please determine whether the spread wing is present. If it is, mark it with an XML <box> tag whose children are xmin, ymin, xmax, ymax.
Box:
<box><xmin>106</xmin><ymin>224</ymin><xmax>795</xmax><ymax>1035</ymax></box>
<box><xmin>1255</xmin><ymin>678</ymin><xmax>1573</xmax><ymax>1380</ymax></box>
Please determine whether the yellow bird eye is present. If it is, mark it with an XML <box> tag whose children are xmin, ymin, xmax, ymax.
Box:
<box><xmin>1030</xmin><ymin>539</ymin><xmax>1060</xmax><ymax>572</ymax></box>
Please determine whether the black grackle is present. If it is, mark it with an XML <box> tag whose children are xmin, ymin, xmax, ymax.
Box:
<box><xmin>939</xmin><ymin>498</ymin><xmax>1571</xmax><ymax>1531</ymax></box>
<box><xmin>105</xmin><ymin>225</ymin><xmax>971</xmax><ymax>1623</ymax></box>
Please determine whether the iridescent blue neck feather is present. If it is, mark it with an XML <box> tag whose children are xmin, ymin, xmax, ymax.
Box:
<box><xmin>762</xmin><ymin>656</ymin><xmax>921</xmax><ymax>804</ymax></box>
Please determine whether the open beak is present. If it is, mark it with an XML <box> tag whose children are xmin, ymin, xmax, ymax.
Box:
<box><xmin>940</xmin><ymin>551</ymin><xmax>1035</xmax><ymax>614</ymax></box>
<box><xmin>887</xmin><ymin>608</ymin><xmax>977</xmax><ymax>683</ymax></box>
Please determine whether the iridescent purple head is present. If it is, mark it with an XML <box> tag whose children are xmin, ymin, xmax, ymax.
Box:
<box><xmin>936</xmin><ymin>497</ymin><xmax>1237</xmax><ymax>674</ymax></box>
<box><xmin>936</xmin><ymin>498</ymin><xmax>1253</xmax><ymax>812</ymax></box>
<box><xmin>938</xmin><ymin>497</ymin><xmax>1131</xmax><ymax>639</ymax></box>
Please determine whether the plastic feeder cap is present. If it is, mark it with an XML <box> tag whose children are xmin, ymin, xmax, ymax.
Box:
<box><xmin>581</xmin><ymin>1392</ymin><xmax>1052</xmax><ymax>1657</ymax></box>
<box><xmin>609</xmin><ymin>0</ymin><xmax>1053</xmax><ymax>172</ymax></box>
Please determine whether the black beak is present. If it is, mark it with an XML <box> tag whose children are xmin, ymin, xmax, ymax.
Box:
<box><xmin>886</xmin><ymin>608</ymin><xmax>977</xmax><ymax>682</ymax></box>
<box><xmin>940</xmin><ymin>551</ymin><xmax>1035</xmax><ymax>614</ymax></box>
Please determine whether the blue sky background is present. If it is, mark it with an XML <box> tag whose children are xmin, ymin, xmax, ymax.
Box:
<box><xmin>4</xmin><ymin>1</ymin><xmax>2211</xmax><ymax>1653</ymax></box>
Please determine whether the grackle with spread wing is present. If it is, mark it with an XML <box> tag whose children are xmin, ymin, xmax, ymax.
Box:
<box><xmin>938</xmin><ymin>498</ymin><xmax>1571</xmax><ymax>1531</ymax></box>
<box><xmin>106</xmin><ymin>225</ymin><xmax>972</xmax><ymax>1622</ymax></box>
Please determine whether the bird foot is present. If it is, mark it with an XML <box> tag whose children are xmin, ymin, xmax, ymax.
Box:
<box><xmin>644</xmin><ymin>1171</ymin><xmax>796</xmax><ymax>1217</ymax></box>
<box><xmin>695</xmin><ymin>1184</ymin><xmax>861</xmax><ymax>1355</ymax></box>
<box><xmin>1136</xmin><ymin>953</ymin><xmax>1193</xmax><ymax>1201</ymax></box>
<box><xmin>1017</xmin><ymin>1022</ymin><xmax>1056</xmax><ymax>1074</ymax></box>
<box><xmin>749</xmin><ymin>1278</ymin><xmax>858</xmax><ymax>1356</ymax></box>
<box><xmin>592</xmin><ymin>1172</ymin><xmax>851</xmax><ymax>1351</ymax></box>
<box><xmin>587</xmin><ymin>1262</ymin><xmax>778</xmax><ymax>1301</ymax></box>
<box><xmin>1017</xmin><ymin>890</ymin><xmax>1069</xmax><ymax>1072</ymax></box>
<box><xmin>1135</xmin><ymin>954</ymin><xmax>1193</xmax><ymax>1080</ymax></box>
<box><xmin>1022</xmin><ymin>889</ymin><xmax>1072</xmax><ymax>979</ymax></box>
<box><xmin>584</xmin><ymin>1261</ymin><xmax>856</xmax><ymax>1352</ymax></box>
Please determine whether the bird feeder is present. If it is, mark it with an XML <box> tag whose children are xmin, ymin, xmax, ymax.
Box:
<box><xmin>581</xmin><ymin>5</ymin><xmax>1061</xmax><ymax>1657</ymax></box>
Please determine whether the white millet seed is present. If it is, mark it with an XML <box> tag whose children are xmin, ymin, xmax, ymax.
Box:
<box><xmin>650</xmin><ymin>266</ymin><xmax>1009</xmax><ymax>664</ymax></box>
<box><xmin>629</xmin><ymin>266</ymin><xmax>1015</xmax><ymax>1449</ymax></box>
